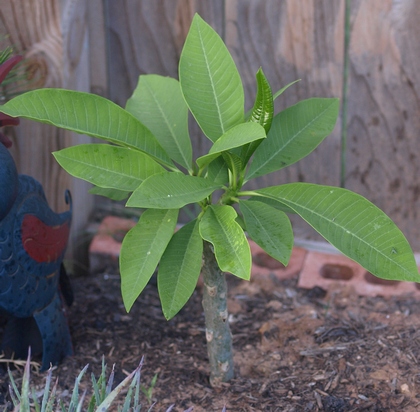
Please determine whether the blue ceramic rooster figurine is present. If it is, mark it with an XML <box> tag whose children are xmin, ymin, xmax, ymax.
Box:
<box><xmin>0</xmin><ymin>55</ymin><xmax>73</xmax><ymax>370</ymax></box>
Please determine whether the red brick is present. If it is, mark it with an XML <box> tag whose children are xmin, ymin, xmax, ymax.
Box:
<box><xmin>249</xmin><ymin>239</ymin><xmax>307</xmax><ymax>280</ymax></box>
<box><xmin>298</xmin><ymin>250</ymin><xmax>420</xmax><ymax>297</ymax></box>
<box><xmin>89</xmin><ymin>216</ymin><xmax>136</xmax><ymax>273</ymax></box>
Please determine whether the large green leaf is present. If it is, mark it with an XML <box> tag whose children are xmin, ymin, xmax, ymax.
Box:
<box><xmin>257</xmin><ymin>183</ymin><xmax>420</xmax><ymax>282</ymax></box>
<box><xmin>196</xmin><ymin>122</ymin><xmax>265</xmax><ymax>169</ymax></box>
<box><xmin>199</xmin><ymin>205</ymin><xmax>251</xmax><ymax>280</ymax></box>
<box><xmin>120</xmin><ymin>209</ymin><xmax>178</xmax><ymax>312</ymax></box>
<box><xmin>239</xmin><ymin>199</ymin><xmax>293</xmax><ymax>266</ymax></box>
<box><xmin>179</xmin><ymin>14</ymin><xmax>244</xmax><ymax>142</ymax></box>
<box><xmin>246</xmin><ymin>98</ymin><xmax>339</xmax><ymax>180</ymax></box>
<box><xmin>158</xmin><ymin>219</ymin><xmax>203</xmax><ymax>320</ymax></box>
<box><xmin>126</xmin><ymin>75</ymin><xmax>192</xmax><ymax>171</ymax></box>
<box><xmin>0</xmin><ymin>89</ymin><xmax>174</xmax><ymax>168</ymax></box>
<box><xmin>127</xmin><ymin>172</ymin><xmax>222</xmax><ymax>209</ymax></box>
<box><xmin>53</xmin><ymin>144</ymin><xmax>164</xmax><ymax>191</ymax></box>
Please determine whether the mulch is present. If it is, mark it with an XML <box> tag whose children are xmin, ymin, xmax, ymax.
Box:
<box><xmin>2</xmin><ymin>257</ymin><xmax>420</xmax><ymax>411</ymax></box>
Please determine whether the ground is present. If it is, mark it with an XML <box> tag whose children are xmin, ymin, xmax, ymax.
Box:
<box><xmin>1</xmin><ymin>254</ymin><xmax>420</xmax><ymax>411</ymax></box>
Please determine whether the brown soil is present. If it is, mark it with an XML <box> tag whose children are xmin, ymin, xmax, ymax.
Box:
<box><xmin>2</xmin><ymin>257</ymin><xmax>420</xmax><ymax>411</ymax></box>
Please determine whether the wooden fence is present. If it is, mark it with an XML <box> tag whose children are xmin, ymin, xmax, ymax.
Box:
<box><xmin>2</xmin><ymin>0</ymin><xmax>420</xmax><ymax>251</ymax></box>
<box><xmin>0</xmin><ymin>0</ymin><xmax>93</xmax><ymax>265</ymax></box>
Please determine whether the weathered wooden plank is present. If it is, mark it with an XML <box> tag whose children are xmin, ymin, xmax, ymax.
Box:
<box><xmin>0</xmin><ymin>1</ymin><xmax>70</xmax><ymax>211</ymax></box>
<box><xmin>87</xmin><ymin>0</ymin><xmax>108</xmax><ymax>97</ymax></box>
<box><xmin>104</xmin><ymin>0</ymin><xmax>225</xmax><ymax>105</ymax></box>
<box><xmin>224</xmin><ymin>0</ymin><xmax>344</xmax><ymax>240</ymax></box>
<box><xmin>225</xmin><ymin>0</ymin><xmax>344</xmax><ymax>190</ymax></box>
<box><xmin>345</xmin><ymin>0</ymin><xmax>420</xmax><ymax>248</ymax></box>
<box><xmin>103</xmin><ymin>0</ymin><xmax>225</xmax><ymax>160</ymax></box>
<box><xmin>60</xmin><ymin>0</ymin><xmax>94</xmax><ymax>262</ymax></box>
<box><xmin>0</xmin><ymin>0</ymin><xmax>93</xmax><ymax>262</ymax></box>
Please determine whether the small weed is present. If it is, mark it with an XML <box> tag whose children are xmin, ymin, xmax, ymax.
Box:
<box><xmin>140</xmin><ymin>373</ymin><xmax>158</xmax><ymax>404</ymax></box>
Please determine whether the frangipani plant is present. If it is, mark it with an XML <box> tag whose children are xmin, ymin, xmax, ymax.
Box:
<box><xmin>1</xmin><ymin>14</ymin><xmax>418</xmax><ymax>386</ymax></box>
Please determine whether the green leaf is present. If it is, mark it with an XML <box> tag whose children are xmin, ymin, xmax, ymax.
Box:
<box><xmin>257</xmin><ymin>183</ymin><xmax>420</xmax><ymax>282</ymax></box>
<box><xmin>127</xmin><ymin>173</ymin><xmax>222</xmax><ymax>209</ymax></box>
<box><xmin>158</xmin><ymin>219</ymin><xmax>203</xmax><ymax>320</ymax></box>
<box><xmin>248</xmin><ymin>68</ymin><xmax>274</xmax><ymax>133</ymax></box>
<box><xmin>272</xmin><ymin>79</ymin><xmax>301</xmax><ymax>101</ymax></box>
<box><xmin>120</xmin><ymin>209</ymin><xmax>178</xmax><ymax>312</ymax></box>
<box><xmin>246</xmin><ymin>98</ymin><xmax>339</xmax><ymax>180</ymax></box>
<box><xmin>240</xmin><ymin>68</ymin><xmax>274</xmax><ymax>164</ymax></box>
<box><xmin>196</xmin><ymin>122</ymin><xmax>265</xmax><ymax>169</ymax></box>
<box><xmin>244</xmin><ymin>80</ymin><xmax>298</xmax><ymax>121</ymax></box>
<box><xmin>53</xmin><ymin>144</ymin><xmax>164</xmax><ymax>191</ymax></box>
<box><xmin>239</xmin><ymin>199</ymin><xmax>293</xmax><ymax>266</ymax></box>
<box><xmin>89</xmin><ymin>186</ymin><xmax>130</xmax><ymax>201</ymax></box>
<box><xmin>247</xmin><ymin>195</ymin><xmax>296</xmax><ymax>215</ymax></box>
<box><xmin>126</xmin><ymin>75</ymin><xmax>192</xmax><ymax>171</ymax></box>
<box><xmin>222</xmin><ymin>151</ymin><xmax>243</xmax><ymax>175</ymax></box>
<box><xmin>199</xmin><ymin>205</ymin><xmax>251</xmax><ymax>280</ymax></box>
<box><xmin>179</xmin><ymin>14</ymin><xmax>244</xmax><ymax>142</ymax></box>
<box><xmin>207</xmin><ymin>157</ymin><xmax>229</xmax><ymax>185</ymax></box>
<box><xmin>0</xmin><ymin>89</ymin><xmax>174</xmax><ymax>168</ymax></box>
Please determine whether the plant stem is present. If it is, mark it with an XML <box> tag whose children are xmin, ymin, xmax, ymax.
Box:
<box><xmin>201</xmin><ymin>241</ymin><xmax>234</xmax><ymax>386</ymax></box>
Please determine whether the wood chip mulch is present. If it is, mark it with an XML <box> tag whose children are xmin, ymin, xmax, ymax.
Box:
<box><xmin>2</xmin><ymin>265</ymin><xmax>420</xmax><ymax>411</ymax></box>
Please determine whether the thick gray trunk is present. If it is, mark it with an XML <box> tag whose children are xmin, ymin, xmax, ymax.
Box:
<box><xmin>201</xmin><ymin>241</ymin><xmax>234</xmax><ymax>386</ymax></box>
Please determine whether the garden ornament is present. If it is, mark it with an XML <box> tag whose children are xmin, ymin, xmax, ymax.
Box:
<box><xmin>0</xmin><ymin>55</ymin><xmax>73</xmax><ymax>370</ymax></box>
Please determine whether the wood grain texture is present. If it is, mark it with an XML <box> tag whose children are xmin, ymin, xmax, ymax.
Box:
<box><xmin>225</xmin><ymin>0</ymin><xmax>344</xmax><ymax>190</ymax></box>
<box><xmin>60</xmin><ymin>0</ymin><xmax>94</xmax><ymax>262</ymax></box>
<box><xmin>0</xmin><ymin>0</ymin><xmax>93</xmax><ymax>262</ymax></box>
<box><xmin>0</xmin><ymin>0</ymin><xmax>67</xmax><ymax>209</ymax></box>
<box><xmin>345</xmin><ymin>0</ymin><xmax>420</xmax><ymax>247</ymax></box>
<box><xmin>224</xmin><ymin>0</ymin><xmax>344</xmax><ymax>240</ymax></box>
<box><xmin>103</xmin><ymin>0</ymin><xmax>224</xmax><ymax>158</ymax></box>
<box><xmin>104</xmin><ymin>0</ymin><xmax>223</xmax><ymax>106</ymax></box>
<box><xmin>87</xmin><ymin>0</ymin><xmax>108</xmax><ymax>97</ymax></box>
